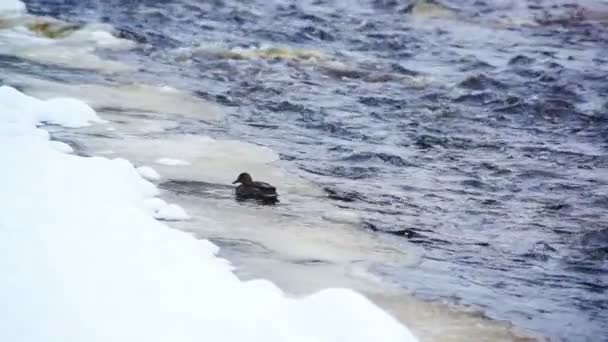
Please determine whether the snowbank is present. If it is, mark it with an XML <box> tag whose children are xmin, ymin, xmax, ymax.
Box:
<box><xmin>0</xmin><ymin>85</ymin><xmax>418</xmax><ymax>341</ymax></box>
<box><xmin>0</xmin><ymin>85</ymin><xmax>104</xmax><ymax>127</ymax></box>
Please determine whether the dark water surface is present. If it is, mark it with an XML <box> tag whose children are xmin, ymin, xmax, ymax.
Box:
<box><xmin>22</xmin><ymin>0</ymin><xmax>608</xmax><ymax>340</ymax></box>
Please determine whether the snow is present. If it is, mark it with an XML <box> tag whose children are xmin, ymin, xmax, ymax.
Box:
<box><xmin>144</xmin><ymin>197</ymin><xmax>190</xmax><ymax>221</ymax></box>
<box><xmin>49</xmin><ymin>140</ymin><xmax>74</xmax><ymax>153</ymax></box>
<box><xmin>136</xmin><ymin>165</ymin><xmax>161</xmax><ymax>181</ymax></box>
<box><xmin>0</xmin><ymin>85</ymin><xmax>418</xmax><ymax>342</ymax></box>
<box><xmin>157</xmin><ymin>203</ymin><xmax>191</xmax><ymax>221</ymax></box>
<box><xmin>0</xmin><ymin>0</ymin><xmax>25</xmax><ymax>17</ymax></box>
<box><xmin>155</xmin><ymin>157</ymin><xmax>191</xmax><ymax>166</ymax></box>
<box><xmin>0</xmin><ymin>86</ymin><xmax>105</xmax><ymax>128</ymax></box>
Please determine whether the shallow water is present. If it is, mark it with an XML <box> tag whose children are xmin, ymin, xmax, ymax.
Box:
<box><xmin>37</xmin><ymin>77</ymin><xmax>526</xmax><ymax>342</ymax></box>
<box><xmin>5</xmin><ymin>0</ymin><xmax>608</xmax><ymax>340</ymax></box>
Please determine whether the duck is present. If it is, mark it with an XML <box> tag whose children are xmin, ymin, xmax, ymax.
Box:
<box><xmin>232</xmin><ymin>172</ymin><xmax>279</xmax><ymax>204</ymax></box>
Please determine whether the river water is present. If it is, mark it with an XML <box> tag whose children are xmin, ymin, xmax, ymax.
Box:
<box><xmin>4</xmin><ymin>0</ymin><xmax>608</xmax><ymax>341</ymax></box>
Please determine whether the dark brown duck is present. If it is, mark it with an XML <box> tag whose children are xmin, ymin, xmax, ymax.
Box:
<box><xmin>232</xmin><ymin>172</ymin><xmax>279</xmax><ymax>204</ymax></box>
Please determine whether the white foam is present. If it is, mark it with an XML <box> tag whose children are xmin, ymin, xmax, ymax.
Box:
<box><xmin>65</xmin><ymin>24</ymin><xmax>133</xmax><ymax>49</ymax></box>
<box><xmin>0</xmin><ymin>85</ymin><xmax>418</xmax><ymax>342</ymax></box>
<box><xmin>136</xmin><ymin>165</ymin><xmax>161</xmax><ymax>181</ymax></box>
<box><xmin>322</xmin><ymin>209</ymin><xmax>362</xmax><ymax>225</ymax></box>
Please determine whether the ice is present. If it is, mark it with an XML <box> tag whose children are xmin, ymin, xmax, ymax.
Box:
<box><xmin>137</xmin><ymin>165</ymin><xmax>161</xmax><ymax>181</ymax></box>
<box><xmin>0</xmin><ymin>85</ymin><xmax>418</xmax><ymax>342</ymax></box>
<box><xmin>144</xmin><ymin>198</ymin><xmax>190</xmax><ymax>221</ymax></box>
<box><xmin>0</xmin><ymin>18</ymin><xmax>134</xmax><ymax>72</ymax></box>
<box><xmin>108</xmin><ymin>134</ymin><xmax>322</xmax><ymax>197</ymax></box>
<box><xmin>155</xmin><ymin>157</ymin><xmax>191</xmax><ymax>166</ymax></box>
<box><xmin>0</xmin><ymin>0</ymin><xmax>25</xmax><ymax>17</ymax></box>
<box><xmin>157</xmin><ymin>203</ymin><xmax>191</xmax><ymax>221</ymax></box>
<box><xmin>20</xmin><ymin>75</ymin><xmax>223</xmax><ymax>121</ymax></box>
<box><xmin>49</xmin><ymin>140</ymin><xmax>74</xmax><ymax>153</ymax></box>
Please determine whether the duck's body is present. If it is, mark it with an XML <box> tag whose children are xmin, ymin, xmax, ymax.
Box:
<box><xmin>233</xmin><ymin>172</ymin><xmax>279</xmax><ymax>204</ymax></box>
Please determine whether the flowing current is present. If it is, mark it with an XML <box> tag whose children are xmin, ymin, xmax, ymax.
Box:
<box><xmin>4</xmin><ymin>0</ymin><xmax>608</xmax><ymax>341</ymax></box>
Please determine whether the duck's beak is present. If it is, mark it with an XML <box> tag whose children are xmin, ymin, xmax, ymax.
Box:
<box><xmin>232</xmin><ymin>179</ymin><xmax>239</xmax><ymax>184</ymax></box>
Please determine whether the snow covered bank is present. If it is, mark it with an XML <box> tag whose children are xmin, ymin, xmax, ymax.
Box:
<box><xmin>0</xmin><ymin>85</ymin><xmax>417</xmax><ymax>341</ymax></box>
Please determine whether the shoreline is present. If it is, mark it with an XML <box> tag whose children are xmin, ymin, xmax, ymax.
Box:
<box><xmin>3</xmin><ymin>70</ymin><xmax>544</xmax><ymax>342</ymax></box>
<box><xmin>0</xmin><ymin>84</ymin><xmax>417</xmax><ymax>342</ymax></box>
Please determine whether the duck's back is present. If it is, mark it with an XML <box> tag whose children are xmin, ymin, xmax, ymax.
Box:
<box><xmin>253</xmin><ymin>181</ymin><xmax>276</xmax><ymax>194</ymax></box>
<box><xmin>235</xmin><ymin>181</ymin><xmax>278</xmax><ymax>203</ymax></box>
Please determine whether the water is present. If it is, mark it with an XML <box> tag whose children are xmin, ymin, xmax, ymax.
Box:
<box><xmin>5</xmin><ymin>0</ymin><xmax>608</xmax><ymax>340</ymax></box>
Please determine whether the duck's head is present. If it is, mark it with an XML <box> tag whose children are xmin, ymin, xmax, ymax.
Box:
<box><xmin>232</xmin><ymin>172</ymin><xmax>253</xmax><ymax>185</ymax></box>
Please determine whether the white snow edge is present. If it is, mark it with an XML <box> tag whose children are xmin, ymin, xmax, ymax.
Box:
<box><xmin>0</xmin><ymin>85</ymin><xmax>418</xmax><ymax>342</ymax></box>
<box><xmin>137</xmin><ymin>165</ymin><xmax>161</xmax><ymax>181</ymax></box>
